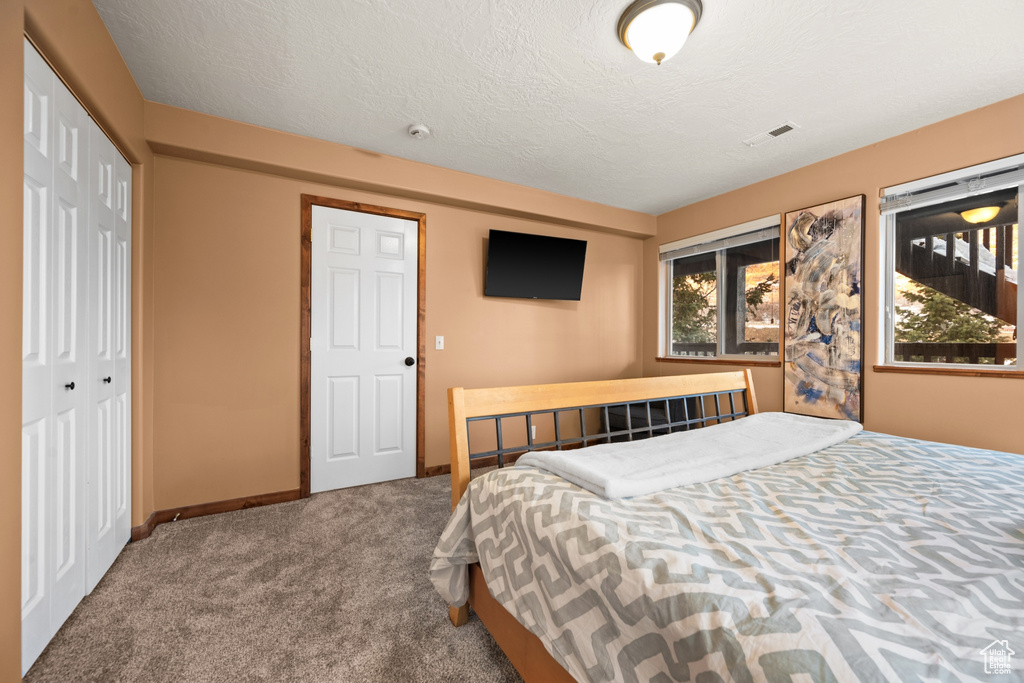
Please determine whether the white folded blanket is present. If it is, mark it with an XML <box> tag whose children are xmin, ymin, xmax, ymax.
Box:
<box><xmin>516</xmin><ymin>411</ymin><xmax>861</xmax><ymax>498</ymax></box>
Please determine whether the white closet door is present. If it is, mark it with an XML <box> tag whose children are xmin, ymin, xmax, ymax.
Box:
<box><xmin>22</xmin><ymin>37</ymin><xmax>55</xmax><ymax>672</ymax></box>
<box><xmin>86</xmin><ymin>119</ymin><xmax>131</xmax><ymax>591</ymax></box>
<box><xmin>22</xmin><ymin>41</ymin><xmax>89</xmax><ymax>672</ymax></box>
<box><xmin>22</xmin><ymin>39</ymin><xmax>132</xmax><ymax>675</ymax></box>
<box><xmin>112</xmin><ymin>144</ymin><xmax>132</xmax><ymax>561</ymax></box>
<box><xmin>48</xmin><ymin>50</ymin><xmax>90</xmax><ymax>628</ymax></box>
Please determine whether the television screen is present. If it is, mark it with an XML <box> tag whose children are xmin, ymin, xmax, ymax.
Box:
<box><xmin>484</xmin><ymin>230</ymin><xmax>587</xmax><ymax>301</ymax></box>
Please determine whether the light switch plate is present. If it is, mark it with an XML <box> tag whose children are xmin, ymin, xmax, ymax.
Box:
<box><xmin>435</xmin><ymin>336</ymin><xmax>444</xmax><ymax>350</ymax></box>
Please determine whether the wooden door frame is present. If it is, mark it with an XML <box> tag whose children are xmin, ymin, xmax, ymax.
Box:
<box><xmin>300</xmin><ymin>194</ymin><xmax>427</xmax><ymax>498</ymax></box>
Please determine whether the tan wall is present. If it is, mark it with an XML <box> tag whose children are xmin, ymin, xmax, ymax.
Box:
<box><xmin>647</xmin><ymin>94</ymin><xmax>1024</xmax><ymax>454</ymax></box>
<box><xmin>151</xmin><ymin>155</ymin><xmax>645</xmax><ymax>508</ymax></box>
<box><xmin>1</xmin><ymin>4</ymin><xmax>24</xmax><ymax>679</ymax></box>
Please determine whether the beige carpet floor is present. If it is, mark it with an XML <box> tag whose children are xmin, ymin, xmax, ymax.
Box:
<box><xmin>24</xmin><ymin>473</ymin><xmax>521</xmax><ymax>682</ymax></box>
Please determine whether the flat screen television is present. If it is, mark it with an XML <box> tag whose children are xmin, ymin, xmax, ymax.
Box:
<box><xmin>484</xmin><ymin>229</ymin><xmax>587</xmax><ymax>301</ymax></box>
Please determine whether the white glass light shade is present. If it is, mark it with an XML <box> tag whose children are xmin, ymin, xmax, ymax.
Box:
<box><xmin>960</xmin><ymin>206</ymin><xmax>1000</xmax><ymax>224</ymax></box>
<box><xmin>621</xmin><ymin>2</ymin><xmax>698</xmax><ymax>65</ymax></box>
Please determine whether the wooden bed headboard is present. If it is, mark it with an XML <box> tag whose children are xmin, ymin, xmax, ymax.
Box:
<box><xmin>446</xmin><ymin>370</ymin><xmax>758</xmax><ymax>510</ymax></box>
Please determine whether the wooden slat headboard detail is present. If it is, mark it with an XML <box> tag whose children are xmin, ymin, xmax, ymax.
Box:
<box><xmin>447</xmin><ymin>370</ymin><xmax>758</xmax><ymax>511</ymax></box>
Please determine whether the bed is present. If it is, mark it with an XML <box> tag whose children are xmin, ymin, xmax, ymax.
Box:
<box><xmin>430</xmin><ymin>371</ymin><xmax>1024</xmax><ymax>682</ymax></box>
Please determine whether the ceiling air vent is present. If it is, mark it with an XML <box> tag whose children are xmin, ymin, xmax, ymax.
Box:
<box><xmin>743</xmin><ymin>121</ymin><xmax>799</xmax><ymax>147</ymax></box>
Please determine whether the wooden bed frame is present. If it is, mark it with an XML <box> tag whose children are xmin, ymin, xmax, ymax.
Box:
<box><xmin>445</xmin><ymin>370</ymin><xmax>758</xmax><ymax>682</ymax></box>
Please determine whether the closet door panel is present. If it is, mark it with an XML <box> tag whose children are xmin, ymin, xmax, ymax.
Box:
<box><xmin>86</xmin><ymin>123</ymin><xmax>120</xmax><ymax>592</ymax></box>
<box><xmin>22</xmin><ymin>178</ymin><xmax>49</xmax><ymax>416</ymax></box>
<box><xmin>21</xmin><ymin>42</ymin><xmax>54</xmax><ymax>672</ymax></box>
<box><xmin>49</xmin><ymin>76</ymin><xmax>89</xmax><ymax>627</ymax></box>
<box><xmin>22</xmin><ymin>39</ymin><xmax>89</xmax><ymax>672</ymax></box>
<box><xmin>20</xmin><ymin>418</ymin><xmax>48</xmax><ymax>672</ymax></box>
<box><xmin>113</xmin><ymin>155</ymin><xmax>132</xmax><ymax>542</ymax></box>
<box><xmin>22</xmin><ymin>44</ymin><xmax>52</xmax><ymax>428</ymax></box>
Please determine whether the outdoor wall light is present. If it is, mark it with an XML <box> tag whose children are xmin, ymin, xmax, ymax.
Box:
<box><xmin>617</xmin><ymin>0</ymin><xmax>702</xmax><ymax>65</ymax></box>
<box><xmin>960</xmin><ymin>206</ymin><xmax>1000</xmax><ymax>224</ymax></box>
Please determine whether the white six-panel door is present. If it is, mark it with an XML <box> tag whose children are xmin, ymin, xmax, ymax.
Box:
<box><xmin>310</xmin><ymin>206</ymin><xmax>417</xmax><ymax>493</ymax></box>
<box><xmin>22</xmin><ymin>38</ymin><xmax>89</xmax><ymax>671</ymax></box>
<box><xmin>22</xmin><ymin>40</ymin><xmax>131</xmax><ymax>675</ymax></box>
<box><xmin>86</xmin><ymin>112</ymin><xmax>132</xmax><ymax>593</ymax></box>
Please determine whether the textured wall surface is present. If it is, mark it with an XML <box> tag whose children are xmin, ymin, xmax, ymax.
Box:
<box><xmin>92</xmin><ymin>0</ymin><xmax>1024</xmax><ymax>214</ymax></box>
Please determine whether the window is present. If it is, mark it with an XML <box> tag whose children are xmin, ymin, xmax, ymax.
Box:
<box><xmin>882</xmin><ymin>154</ymin><xmax>1023</xmax><ymax>367</ymax></box>
<box><xmin>660</xmin><ymin>217</ymin><xmax>781</xmax><ymax>358</ymax></box>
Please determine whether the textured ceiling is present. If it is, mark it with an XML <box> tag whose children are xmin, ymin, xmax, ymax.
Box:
<box><xmin>93</xmin><ymin>0</ymin><xmax>1024</xmax><ymax>215</ymax></box>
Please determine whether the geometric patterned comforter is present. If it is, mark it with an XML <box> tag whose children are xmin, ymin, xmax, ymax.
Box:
<box><xmin>430</xmin><ymin>431</ymin><xmax>1024</xmax><ymax>682</ymax></box>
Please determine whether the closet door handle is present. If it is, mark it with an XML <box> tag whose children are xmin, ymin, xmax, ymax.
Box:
<box><xmin>404</xmin><ymin>357</ymin><xmax>415</xmax><ymax>366</ymax></box>
<box><xmin>65</xmin><ymin>382</ymin><xmax>75</xmax><ymax>390</ymax></box>
<box><xmin>103</xmin><ymin>377</ymin><xmax>112</xmax><ymax>384</ymax></box>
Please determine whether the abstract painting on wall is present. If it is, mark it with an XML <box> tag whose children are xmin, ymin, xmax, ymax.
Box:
<box><xmin>783</xmin><ymin>195</ymin><xmax>864</xmax><ymax>421</ymax></box>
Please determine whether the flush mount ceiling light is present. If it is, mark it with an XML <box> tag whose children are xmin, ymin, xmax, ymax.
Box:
<box><xmin>618</xmin><ymin>0</ymin><xmax>702</xmax><ymax>65</ymax></box>
<box><xmin>960</xmin><ymin>206</ymin><xmax>1000</xmax><ymax>223</ymax></box>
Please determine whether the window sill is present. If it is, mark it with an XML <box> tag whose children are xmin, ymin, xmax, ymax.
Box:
<box><xmin>873</xmin><ymin>364</ymin><xmax>1024</xmax><ymax>379</ymax></box>
<box><xmin>656</xmin><ymin>356</ymin><xmax>781</xmax><ymax>368</ymax></box>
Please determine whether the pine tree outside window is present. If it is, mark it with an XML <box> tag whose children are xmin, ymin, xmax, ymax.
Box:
<box><xmin>660</xmin><ymin>217</ymin><xmax>781</xmax><ymax>359</ymax></box>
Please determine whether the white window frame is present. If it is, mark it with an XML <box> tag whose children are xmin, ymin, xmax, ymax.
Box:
<box><xmin>660</xmin><ymin>215</ymin><xmax>782</xmax><ymax>360</ymax></box>
<box><xmin>881</xmin><ymin>152</ymin><xmax>1024</xmax><ymax>369</ymax></box>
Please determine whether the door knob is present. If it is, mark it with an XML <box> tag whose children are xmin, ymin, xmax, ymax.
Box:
<box><xmin>404</xmin><ymin>357</ymin><xmax>415</xmax><ymax>366</ymax></box>
<box><xmin>65</xmin><ymin>382</ymin><xmax>75</xmax><ymax>390</ymax></box>
<box><xmin>103</xmin><ymin>377</ymin><xmax>112</xmax><ymax>384</ymax></box>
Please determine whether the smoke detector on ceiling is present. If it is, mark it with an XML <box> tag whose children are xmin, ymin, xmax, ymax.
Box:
<box><xmin>743</xmin><ymin>121</ymin><xmax>799</xmax><ymax>147</ymax></box>
<box><xmin>408</xmin><ymin>124</ymin><xmax>431</xmax><ymax>140</ymax></box>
